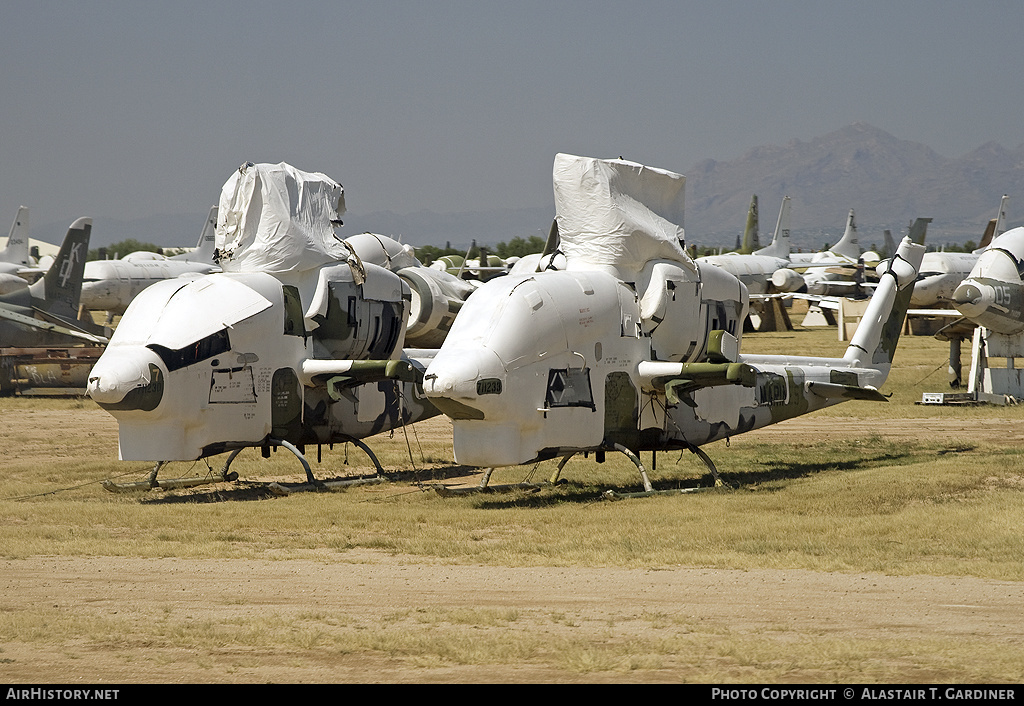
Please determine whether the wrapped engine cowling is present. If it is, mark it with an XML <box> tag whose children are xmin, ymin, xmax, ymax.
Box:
<box><xmin>398</xmin><ymin>266</ymin><xmax>474</xmax><ymax>348</ymax></box>
<box><xmin>771</xmin><ymin>268</ymin><xmax>807</xmax><ymax>293</ymax></box>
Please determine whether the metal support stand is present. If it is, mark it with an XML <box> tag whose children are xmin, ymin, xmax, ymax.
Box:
<box><xmin>949</xmin><ymin>337</ymin><xmax>962</xmax><ymax>389</ymax></box>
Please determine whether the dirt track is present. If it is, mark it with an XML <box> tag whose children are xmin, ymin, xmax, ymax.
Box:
<box><xmin>4</xmin><ymin>409</ymin><xmax>1024</xmax><ymax>682</ymax></box>
<box><xmin>4</xmin><ymin>552</ymin><xmax>1024</xmax><ymax>683</ymax></box>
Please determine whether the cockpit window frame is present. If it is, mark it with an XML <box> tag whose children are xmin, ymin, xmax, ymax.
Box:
<box><xmin>148</xmin><ymin>329</ymin><xmax>231</xmax><ymax>372</ymax></box>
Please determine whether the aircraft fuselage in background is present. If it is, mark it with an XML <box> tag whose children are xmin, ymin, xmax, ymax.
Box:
<box><xmin>80</xmin><ymin>258</ymin><xmax>219</xmax><ymax>313</ymax></box>
<box><xmin>953</xmin><ymin>226</ymin><xmax>1024</xmax><ymax>335</ymax></box>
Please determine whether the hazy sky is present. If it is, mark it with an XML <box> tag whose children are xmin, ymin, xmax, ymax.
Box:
<box><xmin>3</xmin><ymin>1</ymin><xmax>1022</xmax><ymax>238</ymax></box>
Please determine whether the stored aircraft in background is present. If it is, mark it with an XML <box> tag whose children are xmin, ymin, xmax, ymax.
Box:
<box><xmin>0</xmin><ymin>217</ymin><xmax>107</xmax><ymax>347</ymax></box>
<box><xmin>951</xmin><ymin>225</ymin><xmax>1024</xmax><ymax>335</ymax></box>
<box><xmin>0</xmin><ymin>207</ymin><xmax>43</xmax><ymax>294</ymax></box>
<box><xmin>910</xmin><ymin>195</ymin><xmax>1009</xmax><ymax>308</ymax></box>
<box><xmin>430</xmin><ymin>247</ymin><xmax>510</xmax><ymax>282</ymax></box>
<box><xmin>731</xmin><ymin>194</ymin><xmax>761</xmax><ymax>253</ymax></box>
<box><xmin>696</xmin><ymin>196</ymin><xmax>795</xmax><ymax>330</ymax></box>
<box><xmin>86</xmin><ymin>162</ymin><xmax>445</xmax><ymax>491</ymax></box>
<box><xmin>342</xmin><ymin>231</ymin><xmax>478</xmax><ymax>348</ymax></box>
<box><xmin>769</xmin><ymin>209</ymin><xmax>868</xmax><ymax>296</ymax></box>
<box><xmin>79</xmin><ymin>206</ymin><xmax>221</xmax><ymax>317</ymax></box>
<box><xmin>697</xmin><ymin>195</ymin><xmax>792</xmax><ymax>296</ymax></box>
<box><xmin>423</xmin><ymin>154</ymin><xmax>927</xmax><ymax>495</ymax></box>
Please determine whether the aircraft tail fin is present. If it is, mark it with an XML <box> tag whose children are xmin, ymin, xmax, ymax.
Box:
<box><xmin>978</xmin><ymin>219</ymin><xmax>997</xmax><ymax>252</ymax></box>
<box><xmin>28</xmin><ymin>217</ymin><xmax>91</xmax><ymax>318</ymax></box>
<box><xmin>0</xmin><ymin>206</ymin><xmax>31</xmax><ymax>267</ymax></box>
<box><xmin>994</xmin><ymin>194</ymin><xmax>1009</xmax><ymax>238</ymax></box>
<box><xmin>830</xmin><ymin>209</ymin><xmax>860</xmax><ymax>259</ymax></box>
<box><xmin>172</xmin><ymin>206</ymin><xmax>218</xmax><ymax>263</ymax></box>
<box><xmin>843</xmin><ymin>218</ymin><xmax>929</xmax><ymax>370</ymax></box>
<box><xmin>882</xmin><ymin>229</ymin><xmax>895</xmax><ymax>259</ymax></box>
<box><xmin>977</xmin><ymin>195</ymin><xmax>1010</xmax><ymax>252</ymax></box>
<box><xmin>754</xmin><ymin>196</ymin><xmax>790</xmax><ymax>258</ymax></box>
<box><xmin>739</xmin><ymin>195</ymin><xmax>759</xmax><ymax>253</ymax></box>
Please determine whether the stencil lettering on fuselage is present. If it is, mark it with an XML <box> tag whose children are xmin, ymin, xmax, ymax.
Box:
<box><xmin>210</xmin><ymin>367</ymin><xmax>257</xmax><ymax>403</ymax></box>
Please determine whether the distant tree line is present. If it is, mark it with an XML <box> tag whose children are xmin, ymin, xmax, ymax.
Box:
<box><xmin>87</xmin><ymin>239</ymin><xmax>163</xmax><ymax>261</ymax></box>
<box><xmin>90</xmin><ymin>233</ymin><xmax>978</xmax><ymax>266</ymax></box>
<box><xmin>931</xmin><ymin>240</ymin><xmax>979</xmax><ymax>253</ymax></box>
<box><xmin>414</xmin><ymin>235</ymin><xmax>549</xmax><ymax>265</ymax></box>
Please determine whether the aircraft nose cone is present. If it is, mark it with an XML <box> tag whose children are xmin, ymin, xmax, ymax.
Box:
<box><xmin>952</xmin><ymin>283</ymin><xmax>981</xmax><ymax>306</ymax></box>
<box><xmin>423</xmin><ymin>347</ymin><xmax>505</xmax><ymax>409</ymax></box>
<box><xmin>952</xmin><ymin>282</ymin><xmax>988</xmax><ymax>318</ymax></box>
<box><xmin>87</xmin><ymin>347</ymin><xmax>161</xmax><ymax>406</ymax></box>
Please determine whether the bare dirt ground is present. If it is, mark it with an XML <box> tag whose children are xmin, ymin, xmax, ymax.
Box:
<box><xmin>4</xmin><ymin>552</ymin><xmax>1024</xmax><ymax>683</ymax></box>
<box><xmin>4</xmin><ymin>408</ymin><xmax>1024</xmax><ymax>683</ymax></box>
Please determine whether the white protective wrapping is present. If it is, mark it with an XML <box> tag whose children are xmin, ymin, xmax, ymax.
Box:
<box><xmin>552</xmin><ymin>154</ymin><xmax>688</xmax><ymax>272</ymax></box>
<box><xmin>215</xmin><ymin>162</ymin><xmax>350</xmax><ymax>273</ymax></box>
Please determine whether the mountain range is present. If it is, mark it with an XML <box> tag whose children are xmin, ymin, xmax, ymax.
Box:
<box><xmin>32</xmin><ymin>123</ymin><xmax>1024</xmax><ymax>253</ymax></box>
<box><xmin>683</xmin><ymin>122</ymin><xmax>1024</xmax><ymax>250</ymax></box>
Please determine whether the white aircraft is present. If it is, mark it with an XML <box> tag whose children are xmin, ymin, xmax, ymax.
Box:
<box><xmin>934</xmin><ymin>225</ymin><xmax>1024</xmax><ymax>395</ymax></box>
<box><xmin>86</xmin><ymin>162</ymin><xmax>443</xmax><ymax>491</ymax></box>
<box><xmin>507</xmin><ymin>220</ymin><xmax>567</xmax><ymax>275</ymax></box>
<box><xmin>951</xmin><ymin>225</ymin><xmax>1024</xmax><ymax>335</ymax></box>
<box><xmin>79</xmin><ymin>206</ymin><xmax>221</xmax><ymax>316</ymax></box>
<box><xmin>430</xmin><ymin>247</ymin><xmax>510</xmax><ymax>282</ymax></box>
<box><xmin>770</xmin><ymin>208</ymin><xmax>864</xmax><ymax>296</ymax></box>
<box><xmin>0</xmin><ymin>206</ymin><xmax>43</xmax><ymax>294</ymax></box>
<box><xmin>695</xmin><ymin>196</ymin><xmax>795</xmax><ymax>330</ymax></box>
<box><xmin>911</xmin><ymin>195</ymin><xmax>1008</xmax><ymax>308</ymax></box>
<box><xmin>423</xmin><ymin>154</ymin><xmax>927</xmax><ymax>494</ymax></box>
<box><xmin>0</xmin><ymin>217</ymin><xmax>107</xmax><ymax>347</ymax></box>
<box><xmin>697</xmin><ymin>196</ymin><xmax>792</xmax><ymax>296</ymax></box>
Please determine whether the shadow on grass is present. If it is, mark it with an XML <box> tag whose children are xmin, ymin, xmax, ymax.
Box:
<box><xmin>128</xmin><ymin>446</ymin><xmax>927</xmax><ymax>506</ymax></box>
<box><xmin>470</xmin><ymin>449</ymin><xmax>921</xmax><ymax>509</ymax></box>
<box><xmin>134</xmin><ymin>464</ymin><xmax>482</xmax><ymax>504</ymax></box>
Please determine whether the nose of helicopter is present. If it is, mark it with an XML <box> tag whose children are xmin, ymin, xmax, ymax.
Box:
<box><xmin>87</xmin><ymin>346</ymin><xmax>165</xmax><ymax>410</ymax></box>
<box><xmin>423</xmin><ymin>346</ymin><xmax>506</xmax><ymax>419</ymax></box>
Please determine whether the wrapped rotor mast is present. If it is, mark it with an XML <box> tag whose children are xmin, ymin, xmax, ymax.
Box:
<box><xmin>215</xmin><ymin>162</ymin><xmax>350</xmax><ymax>273</ymax></box>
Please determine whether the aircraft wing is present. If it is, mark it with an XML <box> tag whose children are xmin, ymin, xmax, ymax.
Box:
<box><xmin>770</xmin><ymin>292</ymin><xmax>842</xmax><ymax>310</ymax></box>
<box><xmin>300</xmin><ymin>358</ymin><xmax>424</xmax><ymax>387</ymax></box>
<box><xmin>637</xmin><ymin>360</ymin><xmax>758</xmax><ymax>405</ymax></box>
<box><xmin>298</xmin><ymin>354</ymin><xmax>438</xmax><ymax>404</ymax></box>
<box><xmin>0</xmin><ymin>307</ymin><xmax>108</xmax><ymax>344</ymax></box>
<box><xmin>907</xmin><ymin>308</ymin><xmax>961</xmax><ymax>317</ymax></box>
<box><xmin>934</xmin><ymin>317</ymin><xmax>977</xmax><ymax>341</ymax></box>
<box><xmin>15</xmin><ymin>266</ymin><xmax>44</xmax><ymax>282</ymax></box>
<box><xmin>638</xmin><ymin>359</ymin><xmax>892</xmax><ymax>406</ymax></box>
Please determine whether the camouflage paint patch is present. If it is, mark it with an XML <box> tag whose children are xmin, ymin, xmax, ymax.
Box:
<box><xmin>603</xmin><ymin>371</ymin><xmax>639</xmax><ymax>447</ymax></box>
<box><xmin>271</xmin><ymin>367</ymin><xmax>303</xmax><ymax>441</ymax></box>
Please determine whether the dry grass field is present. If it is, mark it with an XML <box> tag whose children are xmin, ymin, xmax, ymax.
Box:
<box><xmin>2</xmin><ymin>325</ymin><xmax>1024</xmax><ymax>683</ymax></box>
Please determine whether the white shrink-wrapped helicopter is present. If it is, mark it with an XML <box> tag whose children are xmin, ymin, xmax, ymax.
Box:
<box><xmin>87</xmin><ymin>162</ymin><xmax>454</xmax><ymax>492</ymax></box>
<box><xmin>423</xmin><ymin>154</ymin><xmax>928</xmax><ymax>496</ymax></box>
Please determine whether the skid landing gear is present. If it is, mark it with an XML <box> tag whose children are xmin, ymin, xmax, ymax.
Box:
<box><xmin>102</xmin><ymin>460</ymin><xmax>238</xmax><ymax>493</ymax></box>
<box><xmin>267</xmin><ymin>438</ymin><xmax>391</xmax><ymax>495</ymax></box>
<box><xmin>602</xmin><ymin>443</ymin><xmax>725</xmax><ymax>500</ymax></box>
<box><xmin>103</xmin><ymin>437</ymin><xmax>391</xmax><ymax>494</ymax></box>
